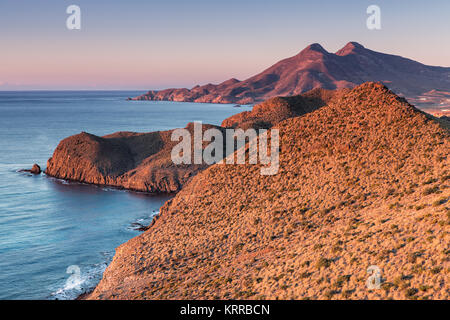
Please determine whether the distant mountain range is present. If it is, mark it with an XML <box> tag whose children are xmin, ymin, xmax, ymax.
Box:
<box><xmin>131</xmin><ymin>42</ymin><xmax>450</xmax><ymax>114</ymax></box>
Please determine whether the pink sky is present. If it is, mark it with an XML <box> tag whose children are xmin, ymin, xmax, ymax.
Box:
<box><xmin>1</xmin><ymin>0</ymin><xmax>449</xmax><ymax>90</ymax></box>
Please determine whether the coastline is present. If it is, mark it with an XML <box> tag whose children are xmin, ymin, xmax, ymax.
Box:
<box><xmin>0</xmin><ymin>92</ymin><xmax>243</xmax><ymax>300</ymax></box>
<box><xmin>44</xmin><ymin>171</ymin><xmax>178</xmax><ymax>197</ymax></box>
<box><xmin>43</xmin><ymin>174</ymin><xmax>175</xmax><ymax>300</ymax></box>
<box><xmin>43</xmin><ymin>84</ymin><xmax>449</xmax><ymax>300</ymax></box>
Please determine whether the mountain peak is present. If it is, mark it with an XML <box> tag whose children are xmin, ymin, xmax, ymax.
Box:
<box><xmin>335</xmin><ymin>41</ymin><xmax>366</xmax><ymax>56</ymax></box>
<box><xmin>133</xmin><ymin>42</ymin><xmax>450</xmax><ymax>108</ymax></box>
<box><xmin>300</xmin><ymin>43</ymin><xmax>329</xmax><ymax>55</ymax></box>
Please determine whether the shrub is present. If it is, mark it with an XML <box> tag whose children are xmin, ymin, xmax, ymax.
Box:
<box><xmin>419</xmin><ymin>285</ymin><xmax>432</xmax><ymax>292</ymax></box>
<box><xmin>415</xmin><ymin>204</ymin><xmax>425</xmax><ymax>210</ymax></box>
<box><xmin>324</xmin><ymin>290</ymin><xmax>339</xmax><ymax>299</ymax></box>
<box><xmin>316</xmin><ymin>257</ymin><xmax>332</xmax><ymax>269</ymax></box>
<box><xmin>299</xmin><ymin>272</ymin><xmax>311</xmax><ymax>279</ymax></box>
<box><xmin>334</xmin><ymin>275</ymin><xmax>351</xmax><ymax>288</ymax></box>
<box><xmin>422</xmin><ymin>177</ymin><xmax>437</xmax><ymax>185</ymax></box>
<box><xmin>430</xmin><ymin>266</ymin><xmax>443</xmax><ymax>274</ymax></box>
<box><xmin>342</xmin><ymin>289</ymin><xmax>354</xmax><ymax>299</ymax></box>
<box><xmin>423</xmin><ymin>186</ymin><xmax>440</xmax><ymax>195</ymax></box>
<box><xmin>381</xmin><ymin>282</ymin><xmax>395</xmax><ymax>292</ymax></box>
<box><xmin>404</xmin><ymin>288</ymin><xmax>418</xmax><ymax>299</ymax></box>
<box><xmin>432</xmin><ymin>197</ymin><xmax>447</xmax><ymax>206</ymax></box>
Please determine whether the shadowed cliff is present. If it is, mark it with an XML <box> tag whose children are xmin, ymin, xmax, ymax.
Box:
<box><xmin>46</xmin><ymin>124</ymin><xmax>226</xmax><ymax>193</ymax></box>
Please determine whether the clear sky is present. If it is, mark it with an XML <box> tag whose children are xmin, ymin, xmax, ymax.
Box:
<box><xmin>1</xmin><ymin>0</ymin><xmax>449</xmax><ymax>90</ymax></box>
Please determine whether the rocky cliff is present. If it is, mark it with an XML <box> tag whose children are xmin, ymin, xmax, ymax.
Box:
<box><xmin>46</xmin><ymin>123</ymin><xmax>226</xmax><ymax>193</ymax></box>
<box><xmin>89</xmin><ymin>83</ymin><xmax>449</xmax><ymax>300</ymax></box>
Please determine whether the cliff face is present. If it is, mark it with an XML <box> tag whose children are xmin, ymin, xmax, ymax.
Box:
<box><xmin>130</xmin><ymin>42</ymin><xmax>450</xmax><ymax>114</ymax></box>
<box><xmin>89</xmin><ymin>83</ymin><xmax>449</xmax><ymax>300</ymax></box>
<box><xmin>46</xmin><ymin>124</ymin><xmax>225</xmax><ymax>193</ymax></box>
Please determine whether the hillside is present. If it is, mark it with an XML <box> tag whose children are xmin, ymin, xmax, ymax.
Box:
<box><xmin>45</xmin><ymin>88</ymin><xmax>337</xmax><ymax>191</ymax></box>
<box><xmin>222</xmin><ymin>88</ymin><xmax>338</xmax><ymax>129</ymax></box>
<box><xmin>89</xmin><ymin>83</ymin><xmax>449</xmax><ymax>300</ymax></box>
<box><xmin>130</xmin><ymin>42</ymin><xmax>450</xmax><ymax>116</ymax></box>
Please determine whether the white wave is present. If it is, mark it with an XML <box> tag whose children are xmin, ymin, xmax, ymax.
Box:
<box><xmin>127</xmin><ymin>212</ymin><xmax>159</xmax><ymax>231</ymax></box>
<box><xmin>49</xmin><ymin>252</ymin><xmax>113</xmax><ymax>300</ymax></box>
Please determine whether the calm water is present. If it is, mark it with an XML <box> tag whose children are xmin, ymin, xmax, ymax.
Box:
<box><xmin>0</xmin><ymin>91</ymin><xmax>244</xmax><ymax>300</ymax></box>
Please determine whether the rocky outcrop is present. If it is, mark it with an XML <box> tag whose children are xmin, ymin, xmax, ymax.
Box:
<box><xmin>89</xmin><ymin>83</ymin><xmax>449</xmax><ymax>300</ymax></box>
<box><xmin>30</xmin><ymin>164</ymin><xmax>41</xmax><ymax>174</ymax></box>
<box><xmin>131</xmin><ymin>42</ymin><xmax>450</xmax><ymax>113</ymax></box>
<box><xmin>45</xmin><ymin>123</ymin><xmax>227</xmax><ymax>193</ymax></box>
<box><xmin>19</xmin><ymin>164</ymin><xmax>41</xmax><ymax>174</ymax></box>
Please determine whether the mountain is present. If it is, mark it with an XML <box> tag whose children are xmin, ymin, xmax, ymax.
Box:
<box><xmin>221</xmin><ymin>87</ymin><xmax>338</xmax><ymax>129</ymax></box>
<box><xmin>130</xmin><ymin>42</ymin><xmax>450</xmax><ymax>114</ymax></box>
<box><xmin>89</xmin><ymin>83</ymin><xmax>449</xmax><ymax>300</ymax></box>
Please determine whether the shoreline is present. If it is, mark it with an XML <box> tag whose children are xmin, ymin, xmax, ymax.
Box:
<box><xmin>41</xmin><ymin>173</ymin><xmax>174</xmax><ymax>301</ymax></box>
<box><xmin>44</xmin><ymin>171</ymin><xmax>178</xmax><ymax>197</ymax></box>
<box><xmin>43</xmin><ymin>84</ymin><xmax>449</xmax><ymax>300</ymax></box>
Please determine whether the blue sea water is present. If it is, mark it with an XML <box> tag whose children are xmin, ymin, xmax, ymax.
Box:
<box><xmin>0</xmin><ymin>91</ymin><xmax>244</xmax><ymax>300</ymax></box>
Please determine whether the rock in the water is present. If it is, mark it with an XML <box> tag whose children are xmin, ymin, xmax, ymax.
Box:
<box><xmin>19</xmin><ymin>164</ymin><xmax>41</xmax><ymax>174</ymax></box>
<box><xmin>30</xmin><ymin>164</ymin><xmax>41</xmax><ymax>174</ymax></box>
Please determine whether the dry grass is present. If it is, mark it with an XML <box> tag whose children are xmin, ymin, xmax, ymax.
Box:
<box><xmin>89</xmin><ymin>83</ymin><xmax>449</xmax><ymax>300</ymax></box>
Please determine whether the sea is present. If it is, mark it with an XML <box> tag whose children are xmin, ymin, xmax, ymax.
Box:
<box><xmin>0</xmin><ymin>91</ymin><xmax>244</xmax><ymax>300</ymax></box>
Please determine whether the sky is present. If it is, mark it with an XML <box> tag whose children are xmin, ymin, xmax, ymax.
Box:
<box><xmin>1</xmin><ymin>0</ymin><xmax>449</xmax><ymax>90</ymax></box>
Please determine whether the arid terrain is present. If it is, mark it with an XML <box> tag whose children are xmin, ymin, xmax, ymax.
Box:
<box><xmin>82</xmin><ymin>83</ymin><xmax>449</xmax><ymax>300</ymax></box>
<box><xmin>46</xmin><ymin>89</ymin><xmax>337</xmax><ymax>192</ymax></box>
<box><xmin>130</xmin><ymin>42</ymin><xmax>450</xmax><ymax>118</ymax></box>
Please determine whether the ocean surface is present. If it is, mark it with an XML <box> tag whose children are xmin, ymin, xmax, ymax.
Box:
<box><xmin>0</xmin><ymin>91</ymin><xmax>245</xmax><ymax>300</ymax></box>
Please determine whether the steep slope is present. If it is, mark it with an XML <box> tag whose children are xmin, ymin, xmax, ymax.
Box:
<box><xmin>89</xmin><ymin>83</ymin><xmax>449</xmax><ymax>300</ymax></box>
<box><xmin>131</xmin><ymin>42</ymin><xmax>450</xmax><ymax>115</ymax></box>
<box><xmin>46</xmin><ymin>123</ymin><xmax>226</xmax><ymax>193</ymax></box>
